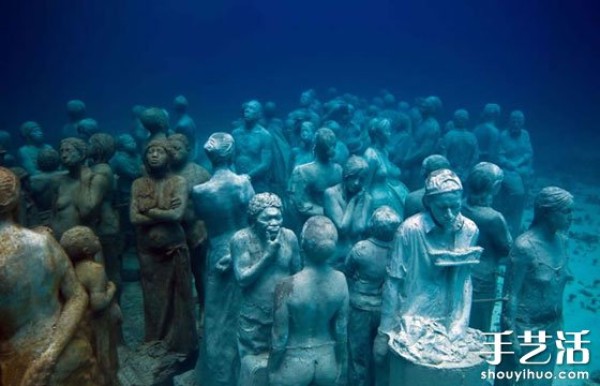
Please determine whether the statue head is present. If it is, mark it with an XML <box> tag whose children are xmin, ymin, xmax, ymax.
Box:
<box><xmin>509</xmin><ymin>110</ymin><xmax>525</xmax><ymax>135</ymax></box>
<box><xmin>398</xmin><ymin>101</ymin><xmax>410</xmax><ymax>112</ymax></box>
<box><xmin>0</xmin><ymin>167</ymin><xmax>20</xmax><ymax>216</ymax></box>
<box><xmin>421</xmin><ymin>154</ymin><xmax>451</xmax><ymax>180</ymax></box>
<box><xmin>37</xmin><ymin>148</ymin><xmax>60</xmax><ymax>172</ymax></box>
<box><xmin>140</xmin><ymin>107</ymin><xmax>170</xmax><ymax>134</ymax></box>
<box><xmin>482</xmin><ymin>103</ymin><xmax>501</xmax><ymax>122</ymax></box>
<box><xmin>300</xmin><ymin>89</ymin><xmax>316</xmax><ymax>107</ymax></box>
<box><xmin>204</xmin><ymin>132</ymin><xmax>235</xmax><ymax>166</ymax></box>
<box><xmin>143</xmin><ymin>139</ymin><xmax>172</xmax><ymax>173</ymax></box>
<box><xmin>301</xmin><ymin>215</ymin><xmax>338</xmax><ymax>264</ymax></box>
<box><xmin>382</xmin><ymin>92</ymin><xmax>396</xmax><ymax>108</ymax></box>
<box><xmin>60</xmin><ymin>137</ymin><xmax>87</xmax><ymax>167</ymax></box>
<box><xmin>116</xmin><ymin>134</ymin><xmax>138</xmax><ymax>153</ymax></box>
<box><xmin>417</xmin><ymin>96</ymin><xmax>440</xmax><ymax>117</ymax></box>
<box><xmin>88</xmin><ymin>133</ymin><xmax>116</xmax><ymax>165</ymax></box>
<box><xmin>322</xmin><ymin>120</ymin><xmax>340</xmax><ymax>136</ymax></box>
<box><xmin>168</xmin><ymin>133</ymin><xmax>191</xmax><ymax>166</ymax></box>
<box><xmin>313</xmin><ymin>128</ymin><xmax>337</xmax><ymax>161</ymax></box>
<box><xmin>466</xmin><ymin>162</ymin><xmax>504</xmax><ymax>205</ymax></box>
<box><xmin>343</xmin><ymin>155</ymin><xmax>368</xmax><ymax>195</ymax></box>
<box><xmin>367</xmin><ymin>117</ymin><xmax>392</xmax><ymax>144</ymax></box>
<box><xmin>66</xmin><ymin>99</ymin><xmax>86</xmax><ymax>122</ymax></box>
<box><xmin>369</xmin><ymin>206</ymin><xmax>401</xmax><ymax>242</ymax></box>
<box><xmin>532</xmin><ymin>186</ymin><xmax>573</xmax><ymax>232</ymax></box>
<box><xmin>300</xmin><ymin>121</ymin><xmax>315</xmax><ymax>144</ymax></box>
<box><xmin>60</xmin><ymin>226</ymin><xmax>102</xmax><ymax>262</ymax></box>
<box><xmin>173</xmin><ymin>95</ymin><xmax>189</xmax><ymax>114</ymax></box>
<box><xmin>242</xmin><ymin>100</ymin><xmax>263</xmax><ymax>123</ymax></box>
<box><xmin>248</xmin><ymin>193</ymin><xmax>283</xmax><ymax>241</ymax></box>
<box><xmin>20</xmin><ymin>121</ymin><xmax>44</xmax><ymax>144</ymax></box>
<box><xmin>132</xmin><ymin>104</ymin><xmax>146</xmax><ymax>118</ymax></box>
<box><xmin>423</xmin><ymin>169</ymin><xmax>463</xmax><ymax>230</ymax></box>
<box><xmin>264</xmin><ymin>101</ymin><xmax>277</xmax><ymax>119</ymax></box>
<box><xmin>452</xmin><ymin>109</ymin><xmax>469</xmax><ymax>129</ymax></box>
<box><xmin>76</xmin><ymin>118</ymin><xmax>99</xmax><ymax>139</ymax></box>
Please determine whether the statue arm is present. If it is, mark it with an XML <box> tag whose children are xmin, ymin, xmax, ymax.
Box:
<box><xmin>248</xmin><ymin>134</ymin><xmax>273</xmax><ymax>179</ymax></box>
<box><xmin>78</xmin><ymin>171</ymin><xmax>109</xmax><ymax>219</ymax></box>
<box><xmin>232</xmin><ymin>232</ymin><xmax>278</xmax><ymax>288</ymax></box>
<box><xmin>346</xmin><ymin>191</ymin><xmax>371</xmax><ymax>237</ymax></box>
<box><xmin>129</xmin><ymin>180</ymin><xmax>155</xmax><ymax>225</ymax></box>
<box><xmin>492</xmin><ymin>214</ymin><xmax>513</xmax><ymax>263</ymax></box>
<box><xmin>289</xmin><ymin>167</ymin><xmax>322</xmax><ymax>216</ymax></box>
<box><xmin>147</xmin><ymin>177</ymin><xmax>188</xmax><ymax>221</ymax></box>
<box><xmin>18</xmin><ymin>148</ymin><xmax>40</xmax><ymax>175</ymax></box>
<box><xmin>334</xmin><ymin>277</ymin><xmax>349</xmax><ymax>385</ymax></box>
<box><xmin>269</xmin><ymin>280</ymin><xmax>291</xmax><ymax>371</ymax></box>
<box><xmin>84</xmin><ymin>264</ymin><xmax>116</xmax><ymax>312</ymax></box>
<box><xmin>323</xmin><ymin>188</ymin><xmax>344</xmax><ymax>229</ymax></box>
<box><xmin>288</xmin><ymin>231</ymin><xmax>302</xmax><ymax>273</ymax></box>
<box><xmin>378</xmin><ymin>231</ymin><xmax>407</xmax><ymax>334</ymax></box>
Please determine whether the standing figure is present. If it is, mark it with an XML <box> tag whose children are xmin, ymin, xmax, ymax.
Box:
<box><xmin>496</xmin><ymin>110</ymin><xmax>534</xmax><ymax>236</ymax></box>
<box><xmin>63</xmin><ymin>99</ymin><xmax>87</xmax><ymax>138</ymax></box>
<box><xmin>76</xmin><ymin>118</ymin><xmax>100</xmax><ymax>141</ymax></box>
<box><xmin>403</xmin><ymin>154</ymin><xmax>450</xmax><ymax>218</ymax></box>
<box><xmin>29</xmin><ymin>148</ymin><xmax>64</xmax><ymax>227</ymax></box>
<box><xmin>172</xmin><ymin>95</ymin><xmax>199</xmax><ymax>160</ymax></box>
<box><xmin>363</xmin><ymin>118</ymin><xmax>408</xmax><ymax>219</ymax></box>
<box><xmin>345</xmin><ymin>206</ymin><xmax>401</xmax><ymax>386</ymax></box>
<box><xmin>262</xmin><ymin>101</ymin><xmax>293</xmax><ymax>199</ymax></box>
<box><xmin>140</xmin><ymin>107</ymin><xmax>170</xmax><ymax>149</ymax></box>
<box><xmin>231</xmin><ymin>193</ymin><xmax>301</xmax><ymax>386</ymax></box>
<box><xmin>323</xmin><ymin>155</ymin><xmax>372</xmax><ymax>269</ymax></box>
<box><xmin>269</xmin><ymin>216</ymin><xmax>349</xmax><ymax>386</ymax></box>
<box><xmin>17</xmin><ymin>121</ymin><xmax>52</xmax><ymax>175</ymax></box>
<box><xmin>438</xmin><ymin>109</ymin><xmax>479</xmax><ymax>181</ymax></box>
<box><xmin>474</xmin><ymin>103</ymin><xmax>502</xmax><ymax>163</ymax></box>
<box><xmin>290</xmin><ymin>121</ymin><xmax>315</xmax><ymax>167</ymax></box>
<box><xmin>0</xmin><ymin>167</ymin><xmax>98</xmax><ymax>386</ymax></box>
<box><xmin>496</xmin><ymin>187</ymin><xmax>573</xmax><ymax>386</ymax></box>
<box><xmin>232</xmin><ymin>100</ymin><xmax>274</xmax><ymax>193</ymax></box>
<box><xmin>192</xmin><ymin>133</ymin><xmax>255</xmax><ymax>386</ymax></box>
<box><xmin>131</xmin><ymin>105</ymin><xmax>149</xmax><ymax>150</ymax></box>
<box><xmin>462</xmin><ymin>162</ymin><xmax>512</xmax><ymax>332</ymax></box>
<box><xmin>60</xmin><ymin>226</ymin><xmax>122</xmax><ymax>386</ymax></box>
<box><xmin>130</xmin><ymin>139</ymin><xmax>198</xmax><ymax>357</ymax></box>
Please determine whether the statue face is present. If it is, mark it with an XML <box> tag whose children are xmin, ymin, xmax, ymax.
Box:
<box><xmin>29</xmin><ymin>126</ymin><xmax>44</xmax><ymax>143</ymax></box>
<box><xmin>60</xmin><ymin>143</ymin><xmax>83</xmax><ymax>167</ymax></box>
<box><xmin>300</xmin><ymin>125</ymin><xmax>314</xmax><ymax>142</ymax></box>
<box><xmin>243</xmin><ymin>102</ymin><xmax>261</xmax><ymax>122</ymax></box>
<box><xmin>548</xmin><ymin>204</ymin><xmax>573</xmax><ymax>232</ymax></box>
<box><xmin>300</xmin><ymin>92</ymin><xmax>312</xmax><ymax>107</ymax></box>
<box><xmin>315</xmin><ymin>137</ymin><xmax>336</xmax><ymax>160</ymax></box>
<box><xmin>255</xmin><ymin>206</ymin><xmax>283</xmax><ymax>241</ymax></box>
<box><xmin>122</xmin><ymin>137</ymin><xmax>137</xmax><ymax>152</ymax></box>
<box><xmin>344</xmin><ymin>172</ymin><xmax>365</xmax><ymax>195</ymax></box>
<box><xmin>427</xmin><ymin>191</ymin><xmax>462</xmax><ymax>230</ymax></box>
<box><xmin>509</xmin><ymin>113</ymin><xmax>525</xmax><ymax>134</ymax></box>
<box><xmin>170</xmin><ymin>141</ymin><xmax>188</xmax><ymax>164</ymax></box>
<box><xmin>146</xmin><ymin>146</ymin><xmax>168</xmax><ymax>169</ymax></box>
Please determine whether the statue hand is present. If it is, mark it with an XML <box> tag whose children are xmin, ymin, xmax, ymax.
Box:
<box><xmin>20</xmin><ymin>351</ymin><xmax>54</xmax><ymax>386</ymax></box>
<box><xmin>215</xmin><ymin>255</ymin><xmax>232</xmax><ymax>273</ymax></box>
<box><xmin>373</xmin><ymin>332</ymin><xmax>389</xmax><ymax>364</ymax></box>
<box><xmin>168</xmin><ymin>196</ymin><xmax>182</xmax><ymax>209</ymax></box>
<box><xmin>266</xmin><ymin>235</ymin><xmax>281</xmax><ymax>255</ymax></box>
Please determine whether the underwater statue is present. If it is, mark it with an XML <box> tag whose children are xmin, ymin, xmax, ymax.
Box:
<box><xmin>232</xmin><ymin>100</ymin><xmax>274</xmax><ymax>193</ymax></box>
<box><xmin>288</xmin><ymin>127</ymin><xmax>343</xmax><ymax>230</ymax></box>
<box><xmin>130</xmin><ymin>139</ymin><xmax>198</xmax><ymax>357</ymax></box>
<box><xmin>28</xmin><ymin>148</ymin><xmax>64</xmax><ymax>227</ymax></box>
<box><xmin>269</xmin><ymin>215</ymin><xmax>349</xmax><ymax>386</ymax></box>
<box><xmin>17</xmin><ymin>121</ymin><xmax>52</xmax><ymax>176</ymax></box>
<box><xmin>364</xmin><ymin>117</ymin><xmax>408</xmax><ymax>219</ymax></box>
<box><xmin>403</xmin><ymin>154</ymin><xmax>450</xmax><ymax>218</ymax></box>
<box><xmin>172</xmin><ymin>95</ymin><xmax>199</xmax><ymax>160</ymax></box>
<box><xmin>462</xmin><ymin>162</ymin><xmax>512</xmax><ymax>332</ymax></box>
<box><xmin>262</xmin><ymin>101</ymin><xmax>293</xmax><ymax>199</ymax></box>
<box><xmin>62</xmin><ymin>99</ymin><xmax>87</xmax><ymax>138</ymax></box>
<box><xmin>131</xmin><ymin>104</ymin><xmax>149</xmax><ymax>149</ymax></box>
<box><xmin>76</xmin><ymin>118</ymin><xmax>100</xmax><ymax>140</ymax></box>
<box><xmin>323</xmin><ymin>155</ymin><xmax>372</xmax><ymax>269</ymax></box>
<box><xmin>290</xmin><ymin>121</ymin><xmax>315</xmax><ymax>168</ymax></box>
<box><xmin>231</xmin><ymin>193</ymin><xmax>301</xmax><ymax>386</ymax></box>
<box><xmin>474</xmin><ymin>103</ymin><xmax>502</xmax><ymax>163</ymax></box>
<box><xmin>495</xmin><ymin>187</ymin><xmax>574</xmax><ymax>386</ymax></box>
<box><xmin>191</xmin><ymin>132</ymin><xmax>255</xmax><ymax>386</ymax></box>
<box><xmin>60</xmin><ymin>226</ymin><xmax>122</xmax><ymax>386</ymax></box>
<box><xmin>140</xmin><ymin>107</ymin><xmax>170</xmax><ymax>148</ymax></box>
<box><xmin>438</xmin><ymin>109</ymin><xmax>479</xmax><ymax>181</ymax></box>
<box><xmin>322</xmin><ymin>120</ymin><xmax>351</xmax><ymax>166</ymax></box>
<box><xmin>0</xmin><ymin>130</ymin><xmax>16</xmax><ymax>167</ymax></box>
<box><xmin>0</xmin><ymin>167</ymin><xmax>98</xmax><ymax>386</ymax></box>
<box><xmin>345</xmin><ymin>206</ymin><xmax>401</xmax><ymax>386</ymax></box>
<box><xmin>376</xmin><ymin>169</ymin><xmax>485</xmax><ymax>386</ymax></box>
<box><xmin>496</xmin><ymin>110</ymin><xmax>534</xmax><ymax>236</ymax></box>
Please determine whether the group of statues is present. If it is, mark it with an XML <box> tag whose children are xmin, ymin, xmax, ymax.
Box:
<box><xmin>0</xmin><ymin>89</ymin><xmax>573</xmax><ymax>386</ymax></box>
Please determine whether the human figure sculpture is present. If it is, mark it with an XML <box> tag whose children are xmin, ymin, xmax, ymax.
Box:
<box><xmin>76</xmin><ymin>118</ymin><xmax>100</xmax><ymax>140</ymax></box>
<box><xmin>438</xmin><ymin>109</ymin><xmax>479</xmax><ymax>181</ymax></box>
<box><xmin>462</xmin><ymin>162</ymin><xmax>512</xmax><ymax>332</ymax></box>
<box><xmin>474</xmin><ymin>103</ymin><xmax>502</xmax><ymax>163</ymax></box>
<box><xmin>130</xmin><ymin>139</ymin><xmax>198</xmax><ymax>357</ymax></box>
<box><xmin>63</xmin><ymin>99</ymin><xmax>87</xmax><ymax>138</ymax></box>
<box><xmin>322</xmin><ymin>120</ymin><xmax>351</xmax><ymax>166</ymax></box>
<box><xmin>17</xmin><ymin>121</ymin><xmax>52</xmax><ymax>176</ymax></box>
<box><xmin>403</xmin><ymin>154</ymin><xmax>451</xmax><ymax>218</ymax></box>
<box><xmin>288</xmin><ymin>127</ymin><xmax>343</xmax><ymax>229</ymax></box>
<box><xmin>496</xmin><ymin>110</ymin><xmax>534</xmax><ymax>236</ymax></box>
<box><xmin>168</xmin><ymin>133</ymin><xmax>211</xmax><ymax>318</ymax></box>
<box><xmin>140</xmin><ymin>107</ymin><xmax>170</xmax><ymax>149</ymax></box>
<box><xmin>60</xmin><ymin>226</ymin><xmax>122</xmax><ymax>386</ymax></box>
<box><xmin>290</xmin><ymin>121</ymin><xmax>315</xmax><ymax>167</ymax></box>
<box><xmin>0</xmin><ymin>167</ymin><xmax>98</xmax><ymax>386</ymax></box>
<box><xmin>231</xmin><ymin>100</ymin><xmax>274</xmax><ymax>193</ymax></box>
<box><xmin>496</xmin><ymin>187</ymin><xmax>574</xmax><ymax>386</ymax></box>
<box><xmin>402</xmin><ymin>96</ymin><xmax>442</xmax><ymax>190</ymax></box>
<box><xmin>345</xmin><ymin>206</ymin><xmax>401</xmax><ymax>386</ymax></box>
<box><xmin>191</xmin><ymin>132</ymin><xmax>255</xmax><ymax>386</ymax></box>
<box><xmin>0</xmin><ymin>131</ymin><xmax>16</xmax><ymax>167</ymax></box>
<box><xmin>269</xmin><ymin>216</ymin><xmax>349</xmax><ymax>386</ymax></box>
<box><xmin>52</xmin><ymin>137</ymin><xmax>106</xmax><ymax>240</ymax></box>
<box><xmin>29</xmin><ymin>148</ymin><xmax>64</xmax><ymax>227</ymax></box>
<box><xmin>323</xmin><ymin>155</ymin><xmax>372</xmax><ymax>269</ymax></box>
<box><xmin>87</xmin><ymin>133</ymin><xmax>123</xmax><ymax>298</ymax></box>
<box><xmin>231</xmin><ymin>193</ymin><xmax>301</xmax><ymax>386</ymax></box>
<box><xmin>363</xmin><ymin>117</ymin><xmax>408</xmax><ymax>219</ymax></box>
<box><xmin>172</xmin><ymin>95</ymin><xmax>199</xmax><ymax>160</ymax></box>
<box><xmin>131</xmin><ymin>104</ymin><xmax>149</xmax><ymax>149</ymax></box>
<box><xmin>262</xmin><ymin>101</ymin><xmax>292</xmax><ymax>199</ymax></box>
<box><xmin>376</xmin><ymin>169</ymin><xmax>482</xmax><ymax>379</ymax></box>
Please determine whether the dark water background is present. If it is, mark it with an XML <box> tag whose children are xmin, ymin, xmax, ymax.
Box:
<box><xmin>1</xmin><ymin>0</ymin><xmax>598</xmax><ymax>177</ymax></box>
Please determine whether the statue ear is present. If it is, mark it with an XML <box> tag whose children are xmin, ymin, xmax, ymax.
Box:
<box><xmin>421</xmin><ymin>194</ymin><xmax>431</xmax><ymax>210</ymax></box>
<box><xmin>491</xmin><ymin>179</ymin><xmax>503</xmax><ymax>195</ymax></box>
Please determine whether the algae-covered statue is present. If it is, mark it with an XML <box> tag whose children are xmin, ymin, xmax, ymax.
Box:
<box><xmin>192</xmin><ymin>132</ymin><xmax>255</xmax><ymax>386</ymax></box>
<box><xmin>231</xmin><ymin>193</ymin><xmax>301</xmax><ymax>386</ymax></box>
<box><xmin>496</xmin><ymin>187</ymin><xmax>573</xmax><ymax>386</ymax></box>
<box><xmin>403</xmin><ymin>154</ymin><xmax>450</xmax><ymax>219</ymax></box>
<box><xmin>0</xmin><ymin>167</ymin><xmax>98</xmax><ymax>386</ymax></box>
<box><xmin>376</xmin><ymin>169</ymin><xmax>485</xmax><ymax>386</ymax></box>
<box><xmin>462</xmin><ymin>162</ymin><xmax>512</xmax><ymax>332</ymax></box>
<box><xmin>17</xmin><ymin>121</ymin><xmax>53</xmax><ymax>176</ymax></box>
<box><xmin>172</xmin><ymin>95</ymin><xmax>199</xmax><ymax>160</ymax></box>
<box><xmin>60</xmin><ymin>226</ymin><xmax>122</xmax><ymax>386</ymax></box>
<box><xmin>130</xmin><ymin>139</ymin><xmax>198</xmax><ymax>357</ymax></box>
<box><xmin>62</xmin><ymin>99</ymin><xmax>87</xmax><ymax>138</ymax></box>
<box><xmin>438</xmin><ymin>109</ymin><xmax>479</xmax><ymax>181</ymax></box>
<box><xmin>140</xmin><ymin>107</ymin><xmax>170</xmax><ymax>148</ymax></box>
<box><xmin>269</xmin><ymin>216</ymin><xmax>349</xmax><ymax>386</ymax></box>
<box><xmin>290</xmin><ymin>121</ymin><xmax>315</xmax><ymax>168</ymax></box>
<box><xmin>345</xmin><ymin>206</ymin><xmax>401</xmax><ymax>386</ymax></box>
<box><xmin>28</xmin><ymin>148</ymin><xmax>64</xmax><ymax>227</ymax></box>
<box><xmin>473</xmin><ymin>103</ymin><xmax>501</xmax><ymax>163</ymax></box>
<box><xmin>232</xmin><ymin>100</ymin><xmax>274</xmax><ymax>193</ymax></box>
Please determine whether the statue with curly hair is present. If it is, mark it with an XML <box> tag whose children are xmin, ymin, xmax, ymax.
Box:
<box><xmin>17</xmin><ymin>121</ymin><xmax>53</xmax><ymax>176</ymax></box>
<box><xmin>130</xmin><ymin>139</ymin><xmax>198</xmax><ymax>359</ymax></box>
<box><xmin>231</xmin><ymin>193</ymin><xmax>301</xmax><ymax>386</ymax></box>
